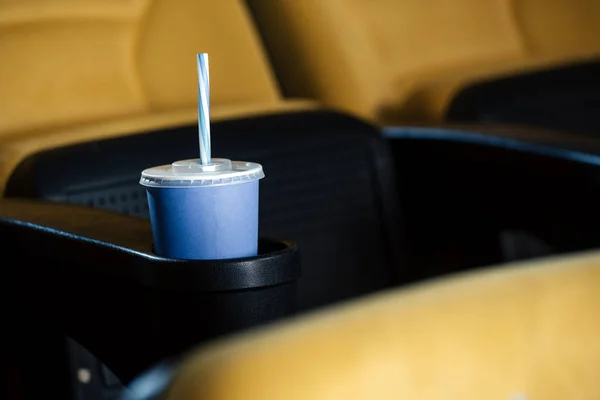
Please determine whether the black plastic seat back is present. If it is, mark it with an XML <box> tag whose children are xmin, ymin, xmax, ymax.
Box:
<box><xmin>447</xmin><ymin>60</ymin><xmax>600</xmax><ymax>135</ymax></box>
<box><xmin>6</xmin><ymin>110</ymin><xmax>403</xmax><ymax>311</ymax></box>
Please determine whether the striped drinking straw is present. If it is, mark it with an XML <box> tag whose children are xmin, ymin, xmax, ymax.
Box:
<box><xmin>197</xmin><ymin>53</ymin><xmax>211</xmax><ymax>165</ymax></box>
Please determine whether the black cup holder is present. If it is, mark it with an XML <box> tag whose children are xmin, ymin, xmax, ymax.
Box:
<box><xmin>0</xmin><ymin>199</ymin><xmax>300</xmax><ymax>384</ymax></box>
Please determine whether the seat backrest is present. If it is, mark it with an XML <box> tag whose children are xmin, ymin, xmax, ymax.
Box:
<box><xmin>0</xmin><ymin>0</ymin><xmax>280</xmax><ymax>139</ymax></box>
<box><xmin>248</xmin><ymin>0</ymin><xmax>600</xmax><ymax>124</ymax></box>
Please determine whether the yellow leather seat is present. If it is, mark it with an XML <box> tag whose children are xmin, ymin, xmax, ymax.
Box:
<box><xmin>0</xmin><ymin>0</ymin><xmax>314</xmax><ymax>194</ymax></box>
<box><xmin>165</xmin><ymin>249</ymin><xmax>600</xmax><ymax>399</ymax></box>
<box><xmin>249</xmin><ymin>0</ymin><xmax>600</xmax><ymax>125</ymax></box>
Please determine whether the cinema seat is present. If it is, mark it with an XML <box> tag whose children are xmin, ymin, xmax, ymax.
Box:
<box><xmin>0</xmin><ymin>2</ymin><xmax>405</xmax><ymax>399</ymax></box>
<box><xmin>0</xmin><ymin>0</ymin><xmax>313</xmax><ymax>193</ymax></box>
<box><xmin>248</xmin><ymin>0</ymin><xmax>600</xmax><ymax>131</ymax></box>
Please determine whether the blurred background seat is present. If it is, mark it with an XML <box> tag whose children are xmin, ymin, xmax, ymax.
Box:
<box><xmin>0</xmin><ymin>1</ymin><xmax>405</xmax><ymax>400</ymax></box>
<box><xmin>153</xmin><ymin>249</ymin><xmax>600</xmax><ymax>400</ymax></box>
<box><xmin>246</xmin><ymin>0</ymin><xmax>600</xmax><ymax>276</ymax></box>
<box><xmin>247</xmin><ymin>0</ymin><xmax>600</xmax><ymax>134</ymax></box>
<box><xmin>0</xmin><ymin>0</ymin><xmax>312</xmax><ymax>189</ymax></box>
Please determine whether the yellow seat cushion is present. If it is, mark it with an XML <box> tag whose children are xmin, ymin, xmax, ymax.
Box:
<box><xmin>166</xmin><ymin>250</ymin><xmax>600</xmax><ymax>399</ymax></box>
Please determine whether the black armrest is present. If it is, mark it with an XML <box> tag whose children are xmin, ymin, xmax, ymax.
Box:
<box><xmin>383</xmin><ymin>123</ymin><xmax>600</xmax><ymax>281</ymax></box>
<box><xmin>1</xmin><ymin>199</ymin><xmax>300</xmax><ymax>384</ymax></box>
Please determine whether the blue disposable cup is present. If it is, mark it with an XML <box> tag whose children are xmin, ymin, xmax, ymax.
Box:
<box><xmin>140</xmin><ymin>158</ymin><xmax>265</xmax><ymax>260</ymax></box>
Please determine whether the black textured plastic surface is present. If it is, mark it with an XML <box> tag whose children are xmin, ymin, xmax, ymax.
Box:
<box><xmin>0</xmin><ymin>199</ymin><xmax>300</xmax><ymax>386</ymax></box>
<box><xmin>447</xmin><ymin>60</ymin><xmax>600</xmax><ymax>135</ymax></box>
<box><xmin>0</xmin><ymin>199</ymin><xmax>299</xmax><ymax>291</ymax></box>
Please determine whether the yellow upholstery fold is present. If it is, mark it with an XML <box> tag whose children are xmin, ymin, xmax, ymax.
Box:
<box><xmin>166</xmin><ymin>250</ymin><xmax>600</xmax><ymax>399</ymax></box>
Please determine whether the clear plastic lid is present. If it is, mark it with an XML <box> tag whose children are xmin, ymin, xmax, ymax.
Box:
<box><xmin>140</xmin><ymin>158</ymin><xmax>264</xmax><ymax>188</ymax></box>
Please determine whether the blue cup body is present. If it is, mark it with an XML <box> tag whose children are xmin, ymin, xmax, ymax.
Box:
<box><xmin>146</xmin><ymin>181</ymin><xmax>259</xmax><ymax>260</ymax></box>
